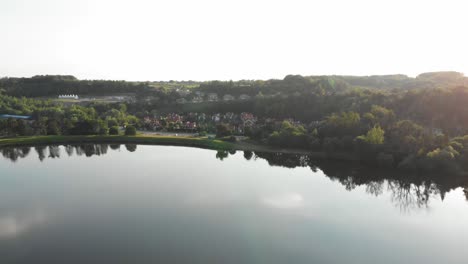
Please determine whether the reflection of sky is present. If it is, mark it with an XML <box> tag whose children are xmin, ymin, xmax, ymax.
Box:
<box><xmin>262</xmin><ymin>193</ymin><xmax>304</xmax><ymax>209</ymax></box>
<box><xmin>0</xmin><ymin>145</ymin><xmax>468</xmax><ymax>264</ymax></box>
<box><xmin>0</xmin><ymin>209</ymin><xmax>46</xmax><ymax>239</ymax></box>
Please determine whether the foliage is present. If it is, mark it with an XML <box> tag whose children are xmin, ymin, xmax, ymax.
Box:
<box><xmin>0</xmin><ymin>94</ymin><xmax>138</xmax><ymax>137</ymax></box>
<box><xmin>357</xmin><ymin>126</ymin><xmax>385</xmax><ymax>145</ymax></box>
<box><xmin>109</xmin><ymin>126</ymin><xmax>119</xmax><ymax>135</ymax></box>
<box><xmin>268</xmin><ymin>121</ymin><xmax>308</xmax><ymax>148</ymax></box>
<box><xmin>125</xmin><ymin>125</ymin><xmax>137</xmax><ymax>136</ymax></box>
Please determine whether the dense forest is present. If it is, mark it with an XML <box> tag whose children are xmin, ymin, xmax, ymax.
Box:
<box><xmin>1</xmin><ymin>71</ymin><xmax>466</xmax><ymax>98</ymax></box>
<box><xmin>0</xmin><ymin>75</ymin><xmax>151</xmax><ymax>97</ymax></box>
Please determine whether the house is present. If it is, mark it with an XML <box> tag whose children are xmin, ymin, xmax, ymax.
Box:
<box><xmin>309</xmin><ymin>120</ymin><xmax>324</xmax><ymax>129</ymax></box>
<box><xmin>197</xmin><ymin>113</ymin><xmax>207</xmax><ymax>122</ymax></box>
<box><xmin>207</xmin><ymin>93</ymin><xmax>218</xmax><ymax>102</ymax></box>
<box><xmin>0</xmin><ymin>114</ymin><xmax>33</xmax><ymax>125</ymax></box>
<box><xmin>143</xmin><ymin>117</ymin><xmax>162</xmax><ymax>131</ymax></box>
<box><xmin>176</xmin><ymin>89</ymin><xmax>191</xmax><ymax>97</ymax></box>
<box><xmin>166</xmin><ymin>113</ymin><xmax>183</xmax><ymax>123</ymax></box>
<box><xmin>223</xmin><ymin>94</ymin><xmax>235</xmax><ymax>101</ymax></box>
<box><xmin>0</xmin><ymin>114</ymin><xmax>32</xmax><ymax>120</ymax></box>
<box><xmin>191</xmin><ymin>96</ymin><xmax>203</xmax><ymax>103</ymax></box>
<box><xmin>240</xmin><ymin>112</ymin><xmax>257</xmax><ymax>127</ymax></box>
<box><xmin>212</xmin><ymin>113</ymin><xmax>221</xmax><ymax>122</ymax></box>
<box><xmin>239</xmin><ymin>94</ymin><xmax>251</xmax><ymax>100</ymax></box>
<box><xmin>184</xmin><ymin>121</ymin><xmax>197</xmax><ymax>131</ymax></box>
<box><xmin>426</xmin><ymin>127</ymin><xmax>444</xmax><ymax>136</ymax></box>
<box><xmin>224</xmin><ymin>112</ymin><xmax>235</xmax><ymax>121</ymax></box>
<box><xmin>242</xmin><ymin>119</ymin><xmax>255</xmax><ymax>129</ymax></box>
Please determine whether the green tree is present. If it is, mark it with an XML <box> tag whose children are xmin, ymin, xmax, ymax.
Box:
<box><xmin>125</xmin><ymin>125</ymin><xmax>137</xmax><ymax>136</ymax></box>
<box><xmin>109</xmin><ymin>126</ymin><xmax>119</xmax><ymax>135</ymax></box>
<box><xmin>357</xmin><ymin>125</ymin><xmax>385</xmax><ymax>145</ymax></box>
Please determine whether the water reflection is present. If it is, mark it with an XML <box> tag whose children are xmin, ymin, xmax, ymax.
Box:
<box><xmin>216</xmin><ymin>150</ymin><xmax>468</xmax><ymax>210</ymax></box>
<box><xmin>251</xmin><ymin>151</ymin><xmax>468</xmax><ymax>211</ymax></box>
<box><xmin>2</xmin><ymin>145</ymin><xmax>468</xmax><ymax>211</ymax></box>
<box><xmin>1</xmin><ymin>144</ymin><xmax>135</xmax><ymax>162</ymax></box>
<box><xmin>0</xmin><ymin>209</ymin><xmax>46</xmax><ymax>239</ymax></box>
<box><xmin>262</xmin><ymin>193</ymin><xmax>304</xmax><ymax>209</ymax></box>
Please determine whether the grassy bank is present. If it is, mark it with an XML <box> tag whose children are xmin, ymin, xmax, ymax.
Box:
<box><xmin>0</xmin><ymin>135</ymin><xmax>235</xmax><ymax>151</ymax></box>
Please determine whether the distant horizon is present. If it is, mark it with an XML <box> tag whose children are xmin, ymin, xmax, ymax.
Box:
<box><xmin>2</xmin><ymin>0</ymin><xmax>467</xmax><ymax>82</ymax></box>
<box><xmin>1</xmin><ymin>70</ymin><xmax>466</xmax><ymax>82</ymax></box>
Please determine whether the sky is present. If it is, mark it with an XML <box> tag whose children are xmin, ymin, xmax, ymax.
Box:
<box><xmin>1</xmin><ymin>0</ymin><xmax>467</xmax><ymax>81</ymax></box>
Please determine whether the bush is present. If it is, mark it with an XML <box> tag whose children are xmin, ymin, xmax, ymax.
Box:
<box><xmin>125</xmin><ymin>125</ymin><xmax>137</xmax><ymax>136</ymax></box>
<box><xmin>216</xmin><ymin>123</ymin><xmax>232</xmax><ymax>138</ymax></box>
<box><xmin>109</xmin><ymin>126</ymin><xmax>119</xmax><ymax>135</ymax></box>
<box><xmin>99</xmin><ymin>127</ymin><xmax>109</xmax><ymax>135</ymax></box>
<box><xmin>219</xmin><ymin>135</ymin><xmax>237</xmax><ymax>142</ymax></box>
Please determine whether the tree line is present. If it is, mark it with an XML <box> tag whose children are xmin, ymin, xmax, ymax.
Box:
<box><xmin>0</xmin><ymin>95</ymin><xmax>138</xmax><ymax>136</ymax></box>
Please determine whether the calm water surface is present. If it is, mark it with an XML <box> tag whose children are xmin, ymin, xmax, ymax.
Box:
<box><xmin>0</xmin><ymin>144</ymin><xmax>467</xmax><ymax>264</ymax></box>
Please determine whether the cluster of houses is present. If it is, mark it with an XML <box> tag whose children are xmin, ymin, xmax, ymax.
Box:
<box><xmin>142</xmin><ymin>112</ymin><xmax>258</xmax><ymax>134</ymax></box>
<box><xmin>175</xmin><ymin>90</ymin><xmax>252</xmax><ymax>104</ymax></box>
<box><xmin>143</xmin><ymin>113</ymin><xmax>198</xmax><ymax>132</ymax></box>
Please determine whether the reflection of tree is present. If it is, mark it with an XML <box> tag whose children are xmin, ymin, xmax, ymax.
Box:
<box><xmin>48</xmin><ymin>146</ymin><xmax>60</xmax><ymax>158</ymax></box>
<box><xmin>342</xmin><ymin>176</ymin><xmax>357</xmax><ymax>191</ymax></box>
<box><xmin>1</xmin><ymin>144</ymin><xmax>129</xmax><ymax>162</ymax></box>
<box><xmin>73</xmin><ymin>144</ymin><xmax>111</xmax><ymax>157</ymax></box>
<box><xmin>83</xmin><ymin>145</ymin><xmax>96</xmax><ymax>156</ymax></box>
<box><xmin>110</xmin><ymin>144</ymin><xmax>120</xmax><ymax>150</ymax></box>
<box><xmin>20</xmin><ymin>147</ymin><xmax>31</xmax><ymax>157</ymax></box>
<box><xmin>98</xmin><ymin>144</ymin><xmax>109</xmax><ymax>155</ymax></box>
<box><xmin>65</xmin><ymin>145</ymin><xmax>74</xmax><ymax>156</ymax></box>
<box><xmin>387</xmin><ymin>181</ymin><xmax>439</xmax><ymax>211</ymax></box>
<box><xmin>252</xmin><ymin>151</ymin><xmax>468</xmax><ymax>210</ymax></box>
<box><xmin>243</xmin><ymin>151</ymin><xmax>253</xmax><ymax>160</ymax></box>
<box><xmin>125</xmin><ymin>144</ymin><xmax>137</xmax><ymax>152</ymax></box>
<box><xmin>1</xmin><ymin>147</ymin><xmax>31</xmax><ymax>162</ymax></box>
<box><xmin>216</xmin><ymin>150</ymin><xmax>229</xmax><ymax>161</ymax></box>
<box><xmin>253</xmin><ymin>152</ymin><xmax>310</xmax><ymax>168</ymax></box>
<box><xmin>365</xmin><ymin>180</ymin><xmax>384</xmax><ymax>196</ymax></box>
<box><xmin>34</xmin><ymin>146</ymin><xmax>47</xmax><ymax>161</ymax></box>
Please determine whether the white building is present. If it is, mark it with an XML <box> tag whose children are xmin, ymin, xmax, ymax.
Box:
<box><xmin>207</xmin><ymin>93</ymin><xmax>218</xmax><ymax>102</ymax></box>
<box><xmin>239</xmin><ymin>94</ymin><xmax>251</xmax><ymax>100</ymax></box>
<box><xmin>223</xmin><ymin>94</ymin><xmax>235</xmax><ymax>101</ymax></box>
<box><xmin>58</xmin><ymin>94</ymin><xmax>79</xmax><ymax>100</ymax></box>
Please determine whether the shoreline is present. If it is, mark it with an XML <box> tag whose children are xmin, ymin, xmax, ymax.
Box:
<box><xmin>2</xmin><ymin>135</ymin><xmax>467</xmax><ymax>176</ymax></box>
<box><xmin>0</xmin><ymin>135</ymin><xmax>235</xmax><ymax>151</ymax></box>
<box><xmin>0</xmin><ymin>134</ymin><xmax>358</xmax><ymax>160</ymax></box>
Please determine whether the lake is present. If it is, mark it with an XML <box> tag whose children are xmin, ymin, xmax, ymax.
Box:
<box><xmin>0</xmin><ymin>144</ymin><xmax>467</xmax><ymax>264</ymax></box>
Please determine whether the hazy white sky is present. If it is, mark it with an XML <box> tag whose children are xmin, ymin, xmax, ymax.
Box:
<box><xmin>1</xmin><ymin>0</ymin><xmax>467</xmax><ymax>81</ymax></box>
